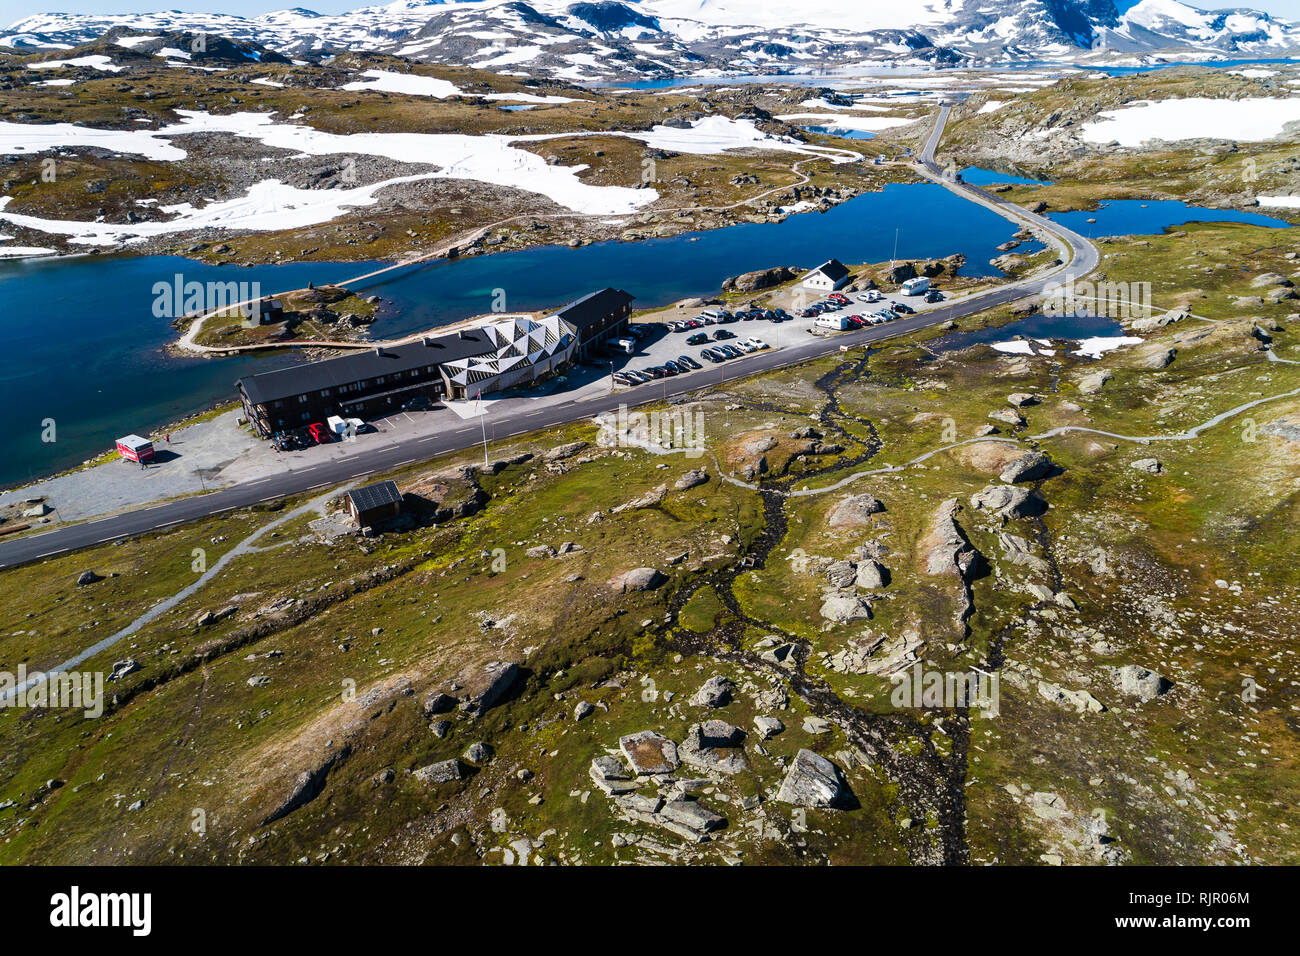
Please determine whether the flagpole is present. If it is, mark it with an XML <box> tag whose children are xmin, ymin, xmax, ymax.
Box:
<box><xmin>478</xmin><ymin>388</ymin><xmax>489</xmax><ymax>467</ymax></box>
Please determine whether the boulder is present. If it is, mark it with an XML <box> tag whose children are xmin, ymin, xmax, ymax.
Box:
<box><xmin>826</xmin><ymin>493</ymin><xmax>885</xmax><ymax>529</ymax></box>
<box><xmin>574</xmin><ymin>700</ymin><xmax>595</xmax><ymax>721</ymax></box>
<box><xmin>775</xmin><ymin>749</ymin><xmax>847</xmax><ymax>808</ymax></box>
<box><xmin>690</xmin><ymin>675</ymin><xmax>735</xmax><ymax>708</ymax></box>
<box><xmin>1078</xmin><ymin>369</ymin><xmax>1113</xmax><ymax>395</ymax></box>
<box><xmin>109</xmin><ymin>659</ymin><xmax>140</xmax><ymax>681</ymax></box>
<box><xmin>1007</xmin><ymin>392</ymin><xmax>1039</xmax><ymax>408</ymax></box>
<box><xmin>414</xmin><ymin>759</ymin><xmax>465</xmax><ymax>785</ymax></box>
<box><xmin>1138</xmin><ymin>347</ymin><xmax>1176</xmax><ymax>370</ymax></box>
<box><xmin>999</xmin><ymin>451</ymin><xmax>1053</xmax><ymax>484</ymax></box>
<box><xmin>922</xmin><ymin>499</ymin><xmax>981</xmax><ymax>580</ymax></box>
<box><xmin>619</xmin><ymin>730</ymin><xmax>680</xmax><ymax>775</ymax></box>
<box><xmin>824</xmin><ymin>559</ymin><xmax>857</xmax><ymax>588</ymax></box>
<box><xmin>753</xmin><ymin>716</ymin><xmax>785</xmax><ymax>739</ymax></box>
<box><xmin>674</xmin><ymin>469</ymin><xmax>709</xmax><ymax>490</ymax></box>
<box><xmin>458</xmin><ymin>660</ymin><xmax>519</xmax><ymax>716</ymax></box>
<box><xmin>1130</xmin><ymin>457</ymin><xmax>1162</xmax><ymax>474</ymax></box>
<box><xmin>820</xmin><ymin>592</ymin><xmax>872</xmax><ymax>623</ymax></box>
<box><xmin>678</xmin><ymin>720</ymin><xmax>748</xmax><ymax>774</ymax></box>
<box><xmin>75</xmin><ymin>570</ymin><xmax>102</xmax><ymax>587</ymax></box>
<box><xmin>970</xmin><ymin>484</ymin><xmax>1040</xmax><ymax>519</ymax></box>
<box><xmin>610</xmin><ymin>567</ymin><xmax>666</xmax><ymax>592</ymax></box>
<box><xmin>543</xmin><ymin>441</ymin><xmax>587</xmax><ymax>462</ymax></box>
<box><xmin>422</xmin><ymin>691</ymin><xmax>455</xmax><ymax>716</ymax></box>
<box><xmin>854</xmin><ymin>559</ymin><xmax>888</xmax><ymax>589</ymax></box>
<box><xmin>1111</xmin><ymin>664</ymin><xmax>1173</xmax><ymax>702</ymax></box>
<box><xmin>988</xmin><ymin>408</ymin><xmax>1025</xmax><ymax>427</ymax></box>
<box><xmin>721</xmin><ymin>265</ymin><xmax>799</xmax><ymax>293</ymax></box>
<box><xmin>463</xmin><ymin>741</ymin><xmax>492</xmax><ymax>764</ymax></box>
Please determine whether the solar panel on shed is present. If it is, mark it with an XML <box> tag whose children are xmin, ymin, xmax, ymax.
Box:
<box><xmin>347</xmin><ymin>480</ymin><xmax>402</xmax><ymax>512</ymax></box>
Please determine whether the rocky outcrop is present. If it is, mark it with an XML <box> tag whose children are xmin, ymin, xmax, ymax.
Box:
<box><xmin>775</xmin><ymin>749</ymin><xmax>848</xmax><ymax>808</ymax></box>
<box><xmin>619</xmin><ymin>731</ymin><xmax>680</xmax><ymax>775</ymax></box>
<box><xmin>690</xmin><ymin>675</ymin><xmax>735</xmax><ymax>708</ymax></box>
<box><xmin>610</xmin><ymin>567</ymin><xmax>666</xmax><ymax>592</ymax></box>
<box><xmin>721</xmin><ymin>265</ymin><xmax>799</xmax><ymax>292</ymax></box>
<box><xmin>820</xmin><ymin>592</ymin><xmax>873</xmax><ymax>624</ymax></box>
<box><xmin>826</xmin><ymin>493</ymin><xmax>886</xmax><ymax>529</ymax></box>
<box><xmin>674</xmin><ymin>469</ymin><xmax>708</xmax><ymax>490</ymax></box>
<box><xmin>1109</xmin><ymin>664</ymin><xmax>1173</xmax><ymax>702</ymax></box>
<box><xmin>413</xmin><ymin>758</ymin><xmax>464</xmax><ymax>785</ymax></box>
<box><xmin>970</xmin><ymin>484</ymin><xmax>1041</xmax><ymax>519</ymax></box>
<box><xmin>457</xmin><ymin>660</ymin><xmax>519</xmax><ymax>717</ymax></box>
<box><xmin>678</xmin><ymin>720</ymin><xmax>748</xmax><ymax>774</ymax></box>
<box><xmin>543</xmin><ymin>440</ymin><xmax>588</xmax><ymax>462</ymax></box>
<box><xmin>999</xmin><ymin>451</ymin><xmax>1053</xmax><ymax>484</ymax></box>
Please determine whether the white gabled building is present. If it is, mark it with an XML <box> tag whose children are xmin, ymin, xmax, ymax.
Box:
<box><xmin>802</xmin><ymin>258</ymin><xmax>851</xmax><ymax>291</ymax></box>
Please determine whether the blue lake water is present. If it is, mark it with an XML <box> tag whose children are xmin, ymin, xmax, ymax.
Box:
<box><xmin>1047</xmin><ymin>199</ymin><xmax>1291</xmax><ymax>237</ymax></box>
<box><xmin>932</xmin><ymin>313</ymin><xmax>1125</xmax><ymax>353</ymax></box>
<box><xmin>0</xmin><ymin>182</ymin><xmax>1292</xmax><ymax>486</ymax></box>
<box><xmin>799</xmin><ymin>125</ymin><xmax>876</xmax><ymax>140</ymax></box>
<box><xmin>961</xmin><ymin>166</ymin><xmax>1051</xmax><ymax>186</ymax></box>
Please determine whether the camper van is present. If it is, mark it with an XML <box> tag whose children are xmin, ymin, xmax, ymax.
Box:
<box><xmin>901</xmin><ymin>276</ymin><xmax>931</xmax><ymax>296</ymax></box>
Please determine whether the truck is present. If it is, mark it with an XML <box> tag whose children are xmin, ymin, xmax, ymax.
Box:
<box><xmin>901</xmin><ymin>276</ymin><xmax>930</xmax><ymax>296</ymax></box>
<box><xmin>615</xmin><ymin>337</ymin><xmax>637</xmax><ymax>355</ymax></box>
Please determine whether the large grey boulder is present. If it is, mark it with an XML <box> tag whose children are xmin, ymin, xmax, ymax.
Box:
<box><xmin>1078</xmin><ymin>369</ymin><xmax>1113</xmax><ymax>395</ymax></box>
<box><xmin>1130</xmin><ymin>458</ymin><xmax>1162</xmax><ymax>474</ymax></box>
<box><xmin>775</xmin><ymin>749</ymin><xmax>847</xmax><ymax>808</ymax></box>
<box><xmin>970</xmin><ymin>484</ymin><xmax>1040</xmax><ymax>519</ymax></box>
<box><xmin>414</xmin><ymin>759</ymin><xmax>465</xmax><ymax>785</ymax></box>
<box><xmin>458</xmin><ymin>660</ymin><xmax>519</xmax><ymax>716</ymax></box>
<box><xmin>824</xmin><ymin>559</ymin><xmax>857</xmax><ymax>589</ymax></box>
<box><xmin>855</xmin><ymin>559</ymin><xmax>888</xmax><ymax>589</ymax></box>
<box><xmin>923</xmin><ymin>499</ymin><xmax>981</xmax><ymax>580</ymax></box>
<box><xmin>543</xmin><ymin>441</ymin><xmax>587</xmax><ymax>462</ymax></box>
<box><xmin>826</xmin><ymin>493</ymin><xmax>885</xmax><ymax>529</ymax></box>
<box><xmin>999</xmin><ymin>451</ymin><xmax>1053</xmax><ymax>484</ymax></box>
<box><xmin>690</xmin><ymin>675</ymin><xmax>735</xmax><ymax>708</ymax></box>
<box><xmin>610</xmin><ymin>567</ymin><xmax>666</xmax><ymax>592</ymax></box>
<box><xmin>678</xmin><ymin>720</ymin><xmax>748</xmax><ymax>775</ymax></box>
<box><xmin>675</xmin><ymin>469</ymin><xmax>709</xmax><ymax>490</ymax></box>
<box><xmin>1111</xmin><ymin>665</ymin><xmax>1173</xmax><ymax>702</ymax></box>
<box><xmin>619</xmin><ymin>730</ymin><xmax>680</xmax><ymax>775</ymax></box>
<box><xmin>820</xmin><ymin>592</ymin><xmax>872</xmax><ymax>623</ymax></box>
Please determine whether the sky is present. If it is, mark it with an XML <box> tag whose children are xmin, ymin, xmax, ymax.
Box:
<box><xmin>6</xmin><ymin>0</ymin><xmax>1300</xmax><ymax>24</ymax></box>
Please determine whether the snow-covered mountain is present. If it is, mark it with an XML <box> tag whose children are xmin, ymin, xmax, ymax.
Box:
<box><xmin>3</xmin><ymin>0</ymin><xmax>1298</xmax><ymax>80</ymax></box>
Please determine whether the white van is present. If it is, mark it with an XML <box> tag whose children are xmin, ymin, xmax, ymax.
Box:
<box><xmin>901</xmin><ymin>276</ymin><xmax>930</xmax><ymax>296</ymax></box>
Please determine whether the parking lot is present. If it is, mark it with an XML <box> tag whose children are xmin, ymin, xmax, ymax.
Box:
<box><xmin>609</xmin><ymin>280</ymin><xmax>960</xmax><ymax>390</ymax></box>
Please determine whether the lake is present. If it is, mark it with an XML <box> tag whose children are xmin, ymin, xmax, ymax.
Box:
<box><xmin>0</xmin><ymin>182</ymin><xmax>1291</xmax><ymax>486</ymax></box>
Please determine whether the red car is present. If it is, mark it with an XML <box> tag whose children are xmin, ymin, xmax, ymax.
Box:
<box><xmin>307</xmin><ymin>422</ymin><xmax>333</xmax><ymax>444</ymax></box>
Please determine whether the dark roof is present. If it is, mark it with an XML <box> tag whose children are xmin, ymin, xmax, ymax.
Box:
<box><xmin>549</xmin><ymin>287</ymin><xmax>634</xmax><ymax>331</ymax></box>
<box><xmin>237</xmin><ymin>329</ymin><xmax>494</xmax><ymax>406</ymax></box>
<box><xmin>237</xmin><ymin>288</ymin><xmax>634</xmax><ymax>406</ymax></box>
<box><xmin>811</xmin><ymin>258</ymin><xmax>850</xmax><ymax>282</ymax></box>
<box><xmin>346</xmin><ymin>480</ymin><xmax>402</xmax><ymax>513</ymax></box>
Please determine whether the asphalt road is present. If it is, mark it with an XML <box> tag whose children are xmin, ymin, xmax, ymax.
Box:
<box><xmin>0</xmin><ymin>107</ymin><xmax>1099</xmax><ymax>571</ymax></box>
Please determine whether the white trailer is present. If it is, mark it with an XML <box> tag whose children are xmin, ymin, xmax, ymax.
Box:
<box><xmin>901</xmin><ymin>276</ymin><xmax>930</xmax><ymax>296</ymax></box>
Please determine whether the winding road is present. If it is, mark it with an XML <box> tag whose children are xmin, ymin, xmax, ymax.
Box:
<box><xmin>0</xmin><ymin>106</ymin><xmax>1100</xmax><ymax>571</ymax></box>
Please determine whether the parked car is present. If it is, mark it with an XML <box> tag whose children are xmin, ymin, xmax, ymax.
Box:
<box><xmin>925</xmin><ymin>290</ymin><xmax>944</xmax><ymax>303</ymax></box>
<box><xmin>701</xmin><ymin>348</ymin><xmax>724</xmax><ymax>363</ymax></box>
<box><xmin>893</xmin><ymin>302</ymin><xmax>915</xmax><ymax>315</ymax></box>
<box><xmin>402</xmin><ymin>396</ymin><xmax>434</xmax><ymax>411</ymax></box>
<box><xmin>846</xmin><ymin>315</ymin><xmax>867</xmax><ymax>328</ymax></box>
<box><xmin>613</xmin><ymin>372</ymin><xmax>637</xmax><ymax>386</ymax></box>
<box><xmin>720</xmin><ymin>344</ymin><xmax>743</xmax><ymax>359</ymax></box>
<box><xmin>686</xmin><ymin>332</ymin><xmax>709</xmax><ymax>345</ymax></box>
<box><xmin>677</xmin><ymin>354</ymin><xmax>702</xmax><ymax>370</ymax></box>
<box><xmin>858</xmin><ymin>290</ymin><xmax>883</xmax><ymax>303</ymax></box>
<box><xmin>307</xmin><ymin>422</ymin><xmax>333</xmax><ymax>444</ymax></box>
<box><xmin>746</xmin><ymin>337</ymin><xmax>770</xmax><ymax>350</ymax></box>
<box><xmin>736</xmin><ymin>340</ymin><xmax>758</xmax><ymax>353</ymax></box>
<box><xmin>643</xmin><ymin>366</ymin><xmax>666</xmax><ymax>379</ymax></box>
<box><xmin>713</xmin><ymin>329</ymin><xmax>736</xmax><ymax>340</ymax></box>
